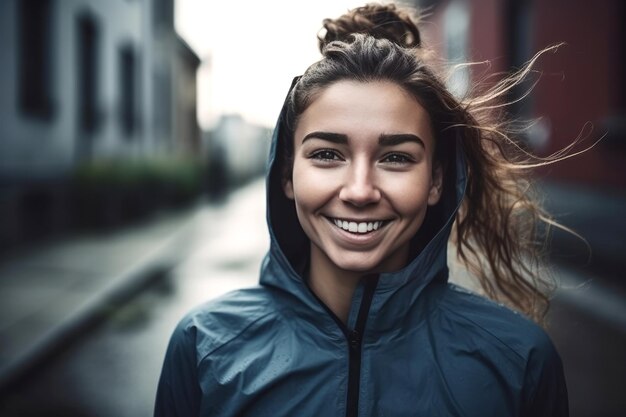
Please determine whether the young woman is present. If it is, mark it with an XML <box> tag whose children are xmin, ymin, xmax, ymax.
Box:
<box><xmin>155</xmin><ymin>4</ymin><xmax>569</xmax><ymax>416</ymax></box>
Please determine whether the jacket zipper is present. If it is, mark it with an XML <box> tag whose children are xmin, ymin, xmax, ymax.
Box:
<box><xmin>306</xmin><ymin>275</ymin><xmax>379</xmax><ymax>417</ymax></box>
<box><xmin>345</xmin><ymin>275</ymin><xmax>378</xmax><ymax>417</ymax></box>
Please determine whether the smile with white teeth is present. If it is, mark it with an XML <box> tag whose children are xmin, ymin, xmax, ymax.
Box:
<box><xmin>331</xmin><ymin>218</ymin><xmax>385</xmax><ymax>234</ymax></box>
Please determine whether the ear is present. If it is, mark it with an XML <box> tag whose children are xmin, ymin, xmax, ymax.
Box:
<box><xmin>427</xmin><ymin>163</ymin><xmax>443</xmax><ymax>206</ymax></box>
<box><xmin>282</xmin><ymin>177</ymin><xmax>295</xmax><ymax>200</ymax></box>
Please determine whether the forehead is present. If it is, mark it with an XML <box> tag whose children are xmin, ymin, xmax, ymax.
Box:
<box><xmin>295</xmin><ymin>80</ymin><xmax>434</xmax><ymax>149</ymax></box>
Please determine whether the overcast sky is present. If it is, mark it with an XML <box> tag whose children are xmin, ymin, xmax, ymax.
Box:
<box><xmin>175</xmin><ymin>0</ymin><xmax>374</xmax><ymax>129</ymax></box>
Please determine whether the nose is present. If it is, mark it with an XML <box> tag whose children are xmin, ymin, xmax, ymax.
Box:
<box><xmin>338</xmin><ymin>160</ymin><xmax>381</xmax><ymax>207</ymax></box>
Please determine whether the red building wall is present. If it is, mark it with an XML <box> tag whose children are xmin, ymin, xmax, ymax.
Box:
<box><xmin>532</xmin><ymin>0</ymin><xmax>624</xmax><ymax>188</ymax></box>
<box><xmin>420</xmin><ymin>0</ymin><xmax>625</xmax><ymax>189</ymax></box>
<box><xmin>468</xmin><ymin>0</ymin><xmax>507</xmax><ymax>75</ymax></box>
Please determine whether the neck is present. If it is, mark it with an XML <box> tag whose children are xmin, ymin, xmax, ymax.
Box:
<box><xmin>309</xmin><ymin>271</ymin><xmax>360</xmax><ymax>325</ymax></box>
<box><xmin>307</xmin><ymin>248</ymin><xmax>363</xmax><ymax>324</ymax></box>
<box><xmin>307</xmin><ymin>243</ymin><xmax>411</xmax><ymax>324</ymax></box>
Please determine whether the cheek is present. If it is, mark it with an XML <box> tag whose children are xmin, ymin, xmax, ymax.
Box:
<box><xmin>290</xmin><ymin>160</ymin><xmax>333</xmax><ymax>209</ymax></box>
<box><xmin>380</xmin><ymin>170</ymin><xmax>433</xmax><ymax>215</ymax></box>
<box><xmin>396</xmin><ymin>193</ymin><xmax>430</xmax><ymax>221</ymax></box>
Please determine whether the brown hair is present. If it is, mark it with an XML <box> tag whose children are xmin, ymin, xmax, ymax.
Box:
<box><xmin>280</xmin><ymin>3</ymin><xmax>576</xmax><ymax>323</ymax></box>
<box><xmin>318</xmin><ymin>3</ymin><xmax>421</xmax><ymax>49</ymax></box>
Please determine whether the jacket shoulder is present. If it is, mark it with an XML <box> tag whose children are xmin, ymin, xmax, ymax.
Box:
<box><xmin>155</xmin><ymin>287</ymin><xmax>279</xmax><ymax>416</ymax></box>
<box><xmin>173</xmin><ymin>286</ymin><xmax>280</xmax><ymax>363</ymax></box>
<box><xmin>437</xmin><ymin>283</ymin><xmax>557</xmax><ymax>361</ymax></box>
<box><xmin>435</xmin><ymin>284</ymin><xmax>568</xmax><ymax>415</ymax></box>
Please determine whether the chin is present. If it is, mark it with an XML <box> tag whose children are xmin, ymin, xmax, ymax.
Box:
<box><xmin>333</xmin><ymin>256</ymin><xmax>385</xmax><ymax>275</ymax></box>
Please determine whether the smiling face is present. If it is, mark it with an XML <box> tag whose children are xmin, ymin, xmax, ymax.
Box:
<box><xmin>283</xmin><ymin>80</ymin><xmax>442</xmax><ymax>277</ymax></box>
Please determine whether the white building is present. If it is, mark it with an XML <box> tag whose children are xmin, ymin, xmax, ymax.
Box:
<box><xmin>210</xmin><ymin>114</ymin><xmax>272</xmax><ymax>185</ymax></box>
<box><xmin>0</xmin><ymin>0</ymin><xmax>200</xmax><ymax>246</ymax></box>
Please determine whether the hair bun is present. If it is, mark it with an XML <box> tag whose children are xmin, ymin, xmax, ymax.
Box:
<box><xmin>318</xmin><ymin>3</ymin><xmax>421</xmax><ymax>52</ymax></box>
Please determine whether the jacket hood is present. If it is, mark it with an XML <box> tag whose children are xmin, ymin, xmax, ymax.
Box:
<box><xmin>261</xmin><ymin>77</ymin><xmax>467</xmax><ymax>314</ymax></box>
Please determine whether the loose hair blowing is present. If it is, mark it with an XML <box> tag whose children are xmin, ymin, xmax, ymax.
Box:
<box><xmin>279</xmin><ymin>3</ymin><xmax>576</xmax><ymax>323</ymax></box>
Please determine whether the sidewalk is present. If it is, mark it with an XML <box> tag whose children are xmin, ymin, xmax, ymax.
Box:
<box><xmin>0</xmin><ymin>203</ymin><xmax>203</xmax><ymax>391</ymax></box>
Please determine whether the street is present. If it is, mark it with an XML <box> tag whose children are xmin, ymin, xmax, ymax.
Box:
<box><xmin>0</xmin><ymin>179</ymin><xmax>624</xmax><ymax>417</ymax></box>
<box><xmin>0</xmin><ymin>180</ymin><xmax>265</xmax><ymax>416</ymax></box>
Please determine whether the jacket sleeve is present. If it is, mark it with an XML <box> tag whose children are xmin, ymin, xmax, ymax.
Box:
<box><xmin>522</xmin><ymin>331</ymin><xmax>569</xmax><ymax>417</ymax></box>
<box><xmin>154</xmin><ymin>318</ymin><xmax>203</xmax><ymax>417</ymax></box>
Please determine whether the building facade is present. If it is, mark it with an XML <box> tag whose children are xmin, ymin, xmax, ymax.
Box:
<box><xmin>415</xmin><ymin>0</ymin><xmax>626</xmax><ymax>189</ymax></box>
<box><xmin>0</xmin><ymin>0</ymin><xmax>200</xmax><ymax>246</ymax></box>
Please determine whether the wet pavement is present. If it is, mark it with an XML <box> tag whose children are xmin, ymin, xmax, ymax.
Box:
<box><xmin>0</xmin><ymin>207</ymin><xmax>202</xmax><ymax>393</ymax></box>
<box><xmin>0</xmin><ymin>178</ymin><xmax>624</xmax><ymax>416</ymax></box>
<box><xmin>0</xmin><ymin>179</ymin><xmax>266</xmax><ymax>416</ymax></box>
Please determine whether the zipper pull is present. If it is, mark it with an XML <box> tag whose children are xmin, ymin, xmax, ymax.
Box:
<box><xmin>348</xmin><ymin>330</ymin><xmax>360</xmax><ymax>351</ymax></box>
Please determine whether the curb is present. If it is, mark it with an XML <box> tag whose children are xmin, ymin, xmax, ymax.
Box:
<box><xmin>0</xmin><ymin>214</ymin><xmax>196</xmax><ymax>394</ymax></box>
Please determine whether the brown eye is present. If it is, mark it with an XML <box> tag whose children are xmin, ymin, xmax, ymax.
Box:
<box><xmin>311</xmin><ymin>149</ymin><xmax>342</xmax><ymax>161</ymax></box>
<box><xmin>381</xmin><ymin>153</ymin><xmax>412</xmax><ymax>164</ymax></box>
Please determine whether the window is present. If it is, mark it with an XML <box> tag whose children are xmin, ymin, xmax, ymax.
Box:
<box><xmin>18</xmin><ymin>0</ymin><xmax>55</xmax><ymax>120</ymax></box>
<box><xmin>153</xmin><ymin>0</ymin><xmax>174</xmax><ymax>31</ymax></box>
<box><xmin>506</xmin><ymin>0</ymin><xmax>533</xmax><ymax>114</ymax></box>
<box><xmin>118</xmin><ymin>44</ymin><xmax>137</xmax><ymax>137</ymax></box>
<box><xmin>505</xmin><ymin>0</ymin><xmax>549</xmax><ymax>151</ymax></box>
<box><xmin>76</xmin><ymin>12</ymin><xmax>100</xmax><ymax>134</ymax></box>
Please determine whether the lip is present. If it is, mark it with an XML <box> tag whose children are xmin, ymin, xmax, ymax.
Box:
<box><xmin>327</xmin><ymin>216</ymin><xmax>390</xmax><ymax>223</ymax></box>
<box><xmin>323</xmin><ymin>216</ymin><xmax>391</xmax><ymax>246</ymax></box>
<box><xmin>324</xmin><ymin>215</ymin><xmax>393</xmax><ymax>225</ymax></box>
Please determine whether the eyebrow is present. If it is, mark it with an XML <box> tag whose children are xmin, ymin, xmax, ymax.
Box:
<box><xmin>379</xmin><ymin>133</ymin><xmax>425</xmax><ymax>148</ymax></box>
<box><xmin>302</xmin><ymin>131</ymin><xmax>425</xmax><ymax>148</ymax></box>
<box><xmin>302</xmin><ymin>131</ymin><xmax>348</xmax><ymax>144</ymax></box>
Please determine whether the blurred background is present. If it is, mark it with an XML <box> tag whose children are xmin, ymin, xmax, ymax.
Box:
<box><xmin>0</xmin><ymin>0</ymin><xmax>624</xmax><ymax>416</ymax></box>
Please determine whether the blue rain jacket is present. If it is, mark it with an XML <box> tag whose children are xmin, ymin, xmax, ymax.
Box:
<box><xmin>155</xmin><ymin>81</ymin><xmax>568</xmax><ymax>417</ymax></box>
